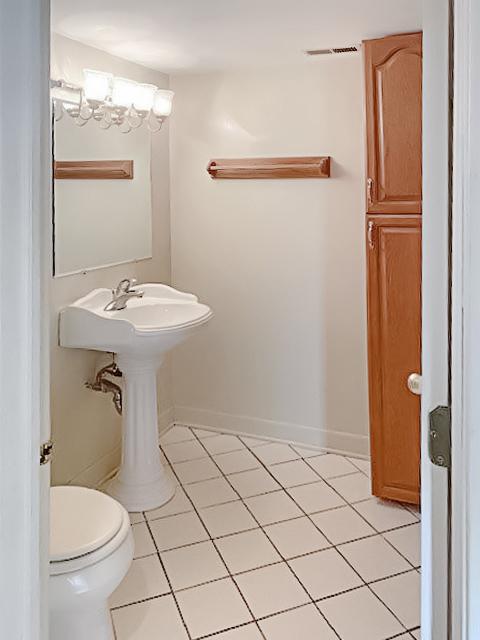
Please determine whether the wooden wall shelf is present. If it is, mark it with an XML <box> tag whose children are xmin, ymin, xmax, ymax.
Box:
<box><xmin>207</xmin><ymin>156</ymin><xmax>331</xmax><ymax>180</ymax></box>
<box><xmin>54</xmin><ymin>160</ymin><xmax>134</xmax><ymax>180</ymax></box>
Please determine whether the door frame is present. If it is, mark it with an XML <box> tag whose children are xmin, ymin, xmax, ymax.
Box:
<box><xmin>450</xmin><ymin>0</ymin><xmax>480</xmax><ymax>637</ymax></box>
<box><xmin>0</xmin><ymin>0</ymin><xmax>51</xmax><ymax>638</ymax></box>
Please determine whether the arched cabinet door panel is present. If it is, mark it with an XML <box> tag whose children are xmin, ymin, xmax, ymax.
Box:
<box><xmin>364</xmin><ymin>32</ymin><xmax>422</xmax><ymax>214</ymax></box>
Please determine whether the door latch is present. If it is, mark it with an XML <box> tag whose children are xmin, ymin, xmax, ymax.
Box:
<box><xmin>40</xmin><ymin>440</ymin><xmax>54</xmax><ymax>465</ymax></box>
<box><xmin>428</xmin><ymin>406</ymin><xmax>451</xmax><ymax>468</ymax></box>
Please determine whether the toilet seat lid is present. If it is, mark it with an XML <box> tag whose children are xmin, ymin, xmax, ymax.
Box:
<box><xmin>50</xmin><ymin>486</ymin><xmax>124</xmax><ymax>562</ymax></box>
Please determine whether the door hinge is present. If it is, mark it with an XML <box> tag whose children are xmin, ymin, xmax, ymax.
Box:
<box><xmin>40</xmin><ymin>440</ymin><xmax>54</xmax><ymax>465</ymax></box>
<box><xmin>428</xmin><ymin>406</ymin><xmax>451</xmax><ymax>468</ymax></box>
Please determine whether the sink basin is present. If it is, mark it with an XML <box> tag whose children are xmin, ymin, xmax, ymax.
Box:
<box><xmin>60</xmin><ymin>283</ymin><xmax>213</xmax><ymax>357</ymax></box>
<box><xmin>59</xmin><ymin>283</ymin><xmax>213</xmax><ymax>512</ymax></box>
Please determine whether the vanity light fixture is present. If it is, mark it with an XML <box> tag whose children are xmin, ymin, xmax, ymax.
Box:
<box><xmin>51</xmin><ymin>69</ymin><xmax>174</xmax><ymax>134</ymax></box>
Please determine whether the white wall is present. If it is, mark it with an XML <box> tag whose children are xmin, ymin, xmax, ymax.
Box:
<box><xmin>169</xmin><ymin>57</ymin><xmax>369</xmax><ymax>455</ymax></box>
<box><xmin>50</xmin><ymin>34</ymin><xmax>173</xmax><ymax>486</ymax></box>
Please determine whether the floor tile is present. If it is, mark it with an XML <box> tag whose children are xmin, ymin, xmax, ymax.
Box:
<box><xmin>216</xmin><ymin>528</ymin><xmax>282</xmax><ymax>574</ymax></box>
<box><xmin>149</xmin><ymin>511</ymin><xmax>209</xmax><ymax>551</ymax></box>
<box><xmin>236</xmin><ymin>563</ymin><xmax>309</xmax><ymax>618</ymax></box>
<box><xmin>202</xmin><ymin>434</ymin><xmax>246</xmax><ymax>455</ymax></box>
<box><xmin>213</xmin><ymin>624</ymin><xmax>264</xmax><ymax>639</ymax></box>
<box><xmin>268</xmin><ymin>459</ymin><xmax>320</xmax><ymax>488</ymax></box>
<box><xmin>173</xmin><ymin>457</ymin><xmax>221</xmax><ymax>485</ymax></box>
<box><xmin>306</xmin><ymin>453</ymin><xmax>358</xmax><ymax>479</ymax></box>
<box><xmin>144</xmin><ymin>487</ymin><xmax>193</xmax><ymax>521</ymax></box>
<box><xmin>162</xmin><ymin>439</ymin><xmax>208</xmax><ymax>464</ymax></box>
<box><xmin>129</xmin><ymin>512</ymin><xmax>145</xmax><ymax>525</ymax></box>
<box><xmin>240</xmin><ymin>435</ymin><xmax>270</xmax><ymax>448</ymax></box>
<box><xmin>244</xmin><ymin>490</ymin><xmax>302</xmax><ymax>525</ymax></box>
<box><xmin>160</xmin><ymin>425</ymin><xmax>195</xmax><ymax>445</ymax></box>
<box><xmin>291</xmin><ymin>444</ymin><xmax>327</xmax><ymax>458</ymax></box>
<box><xmin>264</xmin><ymin>516</ymin><xmax>330</xmax><ymax>558</ymax></box>
<box><xmin>199</xmin><ymin>500</ymin><xmax>257</xmax><ymax>537</ymax></box>
<box><xmin>311</xmin><ymin>505</ymin><xmax>376</xmax><ymax>545</ymax></box>
<box><xmin>185</xmin><ymin>476</ymin><xmax>238</xmax><ymax>509</ymax></box>
<box><xmin>339</xmin><ymin>535</ymin><xmax>411</xmax><ymax>582</ymax></box>
<box><xmin>131</xmin><ymin>522</ymin><xmax>156</xmax><ymax>558</ymax></box>
<box><xmin>227</xmin><ymin>467</ymin><xmax>281</xmax><ymax>498</ymax></box>
<box><xmin>353</xmin><ymin>498</ymin><xmax>418</xmax><ymax>532</ymax></box>
<box><xmin>192</xmin><ymin>427</ymin><xmax>219</xmax><ymax>438</ymax></box>
<box><xmin>287</xmin><ymin>481</ymin><xmax>346</xmax><ymax>514</ymax></box>
<box><xmin>214</xmin><ymin>449</ymin><xmax>261</xmax><ymax>474</ymax></box>
<box><xmin>289</xmin><ymin>548</ymin><xmax>363</xmax><ymax>599</ymax></box>
<box><xmin>411</xmin><ymin>629</ymin><xmax>421</xmax><ymax>639</ymax></box>
<box><xmin>110</xmin><ymin>555</ymin><xmax>170</xmax><ymax>608</ymax></box>
<box><xmin>318</xmin><ymin>586</ymin><xmax>404</xmax><ymax>640</ymax></box>
<box><xmin>254</xmin><ymin>442</ymin><xmax>300</xmax><ymax>465</ymax></box>
<box><xmin>112</xmin><ymin>594</ymin><xmax>188</xmax><ymax>640</ymax></box>
<box><xmin>371</xmin><ymin>570</ymin><xmax>421</xmax><ymax>629</ymax></box>
<box><xmin>405</xmin><ymin>503</ymin><xmax>421</xmax><ymax>519</ymax></box>
<box><xmin>384</xmin><ymin>523</ymin><xmax>421</xmax><ymax>567</ymax></box>
<box><xmin>162</xmin><ymin>540</ymin><xmax>228</xmax><ymax>591</ymax></box>
<box><xmin>347</xmin><ymin>457</ymin><xmax>371</xmax><ymax>476</ymax></box>
<box><xmin>259</xmin><ymin>604</ymin><xmax>337</xmax><ymax>640</ymax></box>
<box><xmin>328</xmin><ymin>472</ymin><xmax>373</xmax><ymax>503</ymax></box>
<box><xmin>176</xmin><ymin>578</ymin><xmax>252</xmax><ymax>638</ymax></box>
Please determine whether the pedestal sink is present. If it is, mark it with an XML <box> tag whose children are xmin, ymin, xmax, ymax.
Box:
<box><xmin>59</xmin><ymin>283</ymin><xmax>213</xmax><ymax>512</ymax></box>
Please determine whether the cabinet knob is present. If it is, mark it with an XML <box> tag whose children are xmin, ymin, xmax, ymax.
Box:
<box><xmin>407</xmin><ymin>373</ymin><xmax>422</xmax><ymax>395</ymax></box>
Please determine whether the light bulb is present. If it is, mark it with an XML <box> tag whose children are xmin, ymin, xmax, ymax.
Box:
<box><xmin>134</xmin><ymin>83</ymin><xmax>156</xmax><ymax>113</ymax></box>
<box><xmin>83</xmin><ymin>69</ymin><xmax>112</xmax><ymax>103</ymax></box>
<box><xmin>111</xmin><ymin>77</ymin><xmax>137</xmax><ymax>109</ymax></box>
<box><xmin>153</xmin><ymin>89</ymin><xmax>174</xmax><ymax>117</ymax></box>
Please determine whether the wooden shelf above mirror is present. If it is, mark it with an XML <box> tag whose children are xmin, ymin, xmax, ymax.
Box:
<box><xmin>54</xmin><ymin>160</ymin><xmax>134</xmax><ymax>180</ymax></box>
<box><xmin>207</xmin><ymin>156</ymin><xmax>331</xmax><ymax>180</ymax></box>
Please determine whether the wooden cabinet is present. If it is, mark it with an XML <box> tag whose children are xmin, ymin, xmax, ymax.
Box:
<box><xmin>364</xmin><ymin>32</ymin><xmax>422</xmax><ymax>214</ymax></box>
<box><xmin>366</xmin><ymin>216</ymin><xmax>421</xmax><ymax>504</ymax></box>
<box><xmin>364</xmin><ymin>32</ymin><xmax>422</xmax><ymax>505</ymax></box>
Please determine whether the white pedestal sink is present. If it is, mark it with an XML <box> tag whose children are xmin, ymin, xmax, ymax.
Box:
<box><xmin>59</xmin><ymin>283</ymin><xmax>213</xmax><ymax>512</ymax></box>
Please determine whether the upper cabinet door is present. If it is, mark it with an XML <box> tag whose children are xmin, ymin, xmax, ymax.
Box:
<box><xmin>364</xmin><ymin>32</ymin><xmax>422</xmax><ymax>214</ymax></box>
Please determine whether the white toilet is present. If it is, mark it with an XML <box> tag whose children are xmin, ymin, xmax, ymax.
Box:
<box><xmin>49</xmin><ymin>486</ymin><xmax>134</xmax><ymax>640</ymax></box>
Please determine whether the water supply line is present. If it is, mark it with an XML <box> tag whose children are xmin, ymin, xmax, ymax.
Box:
<box><xmin>85</xmin><ymin>358</ymin><xmax>123</xmax><ymax>415</ymax></box>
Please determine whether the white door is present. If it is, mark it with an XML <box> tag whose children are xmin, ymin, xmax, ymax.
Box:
<box><xmin>421</xmin><ymin>1</ymin><xmax>451</xmax><ymax>639</ymax></box>
<box><xmin>0</xmin><ymin>0</ymin><xmax>51</xmax><ymax>639</ymax></box>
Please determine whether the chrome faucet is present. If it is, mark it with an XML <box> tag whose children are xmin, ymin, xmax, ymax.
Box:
<box><xmin>104</xmin><ymin>278</ymin><xmax>144</xmax><ymax>311</ymax></box>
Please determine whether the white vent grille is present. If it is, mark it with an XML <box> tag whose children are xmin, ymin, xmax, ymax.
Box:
<box><xmin>305</xmin><ymin>45</ymin><xmax>360</xmax><ymax>56</ymax></box>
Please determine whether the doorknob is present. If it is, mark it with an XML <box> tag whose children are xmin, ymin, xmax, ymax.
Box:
<box><xmin>407</xmin><ymin>373</ymin><xmax>422</xmax><ymax>395</ymax></box>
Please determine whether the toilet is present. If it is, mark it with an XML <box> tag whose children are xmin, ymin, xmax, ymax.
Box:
<box><xmin>49</xmin><ymin>486</ymin><xmax>134</xmax><ymax>640</ymax></box>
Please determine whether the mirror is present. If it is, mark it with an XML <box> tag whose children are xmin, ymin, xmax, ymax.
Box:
<box><xmin>53</xmin><ymin>112</ymin><xmax>153</xmax><ymax>276</ymax></box>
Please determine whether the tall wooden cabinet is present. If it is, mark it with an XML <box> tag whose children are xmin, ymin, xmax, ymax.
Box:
<box><xmin>364</xmin><ymin>33</ymin><xmax>422</xmax><ymax>504</ymax></box>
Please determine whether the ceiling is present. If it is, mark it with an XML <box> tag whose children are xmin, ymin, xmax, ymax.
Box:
<box><xmin>51</xmin><ymin>0</ymin><xmax>422</xmax><ymax>74</ymax></box>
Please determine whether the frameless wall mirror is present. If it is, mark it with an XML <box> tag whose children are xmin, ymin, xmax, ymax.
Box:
<box><xmin>52</xmin><ymin>111</ymin><xmax>153</xmax><ymax>276</ymax></box>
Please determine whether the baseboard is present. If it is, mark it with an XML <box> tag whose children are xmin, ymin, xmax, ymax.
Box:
<box><xmin>158</xmin><ymin>405</ymin><xmax>175</xmax><ymax>434</ymax></box>
<box><xmin>69</xmin><ymin>445</ymin><xmax>122</xmax><ymax>489</ymax></box>
<box><xmin>66</xmin><ymin>406</ymin><xmax>176</xmax><ymax>489</ymax></box>
<box><xmin>173</xmin><ymin>406</ymin><xmax>370</xmax><ymax>458</ymax></box>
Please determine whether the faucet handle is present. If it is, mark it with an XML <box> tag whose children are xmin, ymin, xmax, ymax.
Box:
<box><xmin>115</xmin><ymin>278</ymin><xmax>137</xmax><ymax>295</ymax></box>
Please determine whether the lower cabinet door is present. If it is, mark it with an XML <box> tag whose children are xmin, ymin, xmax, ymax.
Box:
<box><xmin>366</xmin><ymin>215</ymin><xmax>421</xmax><ymax>504</ymax></box>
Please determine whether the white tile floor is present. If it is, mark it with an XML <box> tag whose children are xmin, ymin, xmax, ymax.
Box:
<box><xmin>110</xmin><ymin>425</ymin><xmax>421</xmax><ymax>640</ymax></box>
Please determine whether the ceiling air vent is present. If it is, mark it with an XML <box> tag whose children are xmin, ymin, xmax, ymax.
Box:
<box><xmin>305</xmin><ymin>45</ymin><xmax>360</xmax><ymax>56</ymax></box>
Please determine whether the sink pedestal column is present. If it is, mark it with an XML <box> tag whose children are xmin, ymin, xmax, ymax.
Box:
<box><xmin>105</xmin><ymin>354</ymin><xmax>175</xmax><ymax>512</ymax></box>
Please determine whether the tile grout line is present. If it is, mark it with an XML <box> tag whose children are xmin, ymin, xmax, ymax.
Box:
<box><xmin>187</xmin><ymin>429</ymin><xmax>343</xmax><ymax>640</ymax></box>
<box><xmin>116</xmin><ymin>427</ymin><xmax>420</xmax><ymax>639</ymax></box>
<box><xmin>142</xmin><ymin>516</ymin><xmax>194</xmax><ymax>640</ymax></box>
<box><xmin>164</xmin><ymin>429</ymin><xmax>420</xmax><ymax>634</ymax></box>
<box><xmin>237</xmin><ymin>437</ymin><xmax>417</xmax><ymax>636</ymax></box>
<box><xmin>162</xmin><ymin>440</ymin><xmax>269</xmax><ymax>640</ymax></box>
